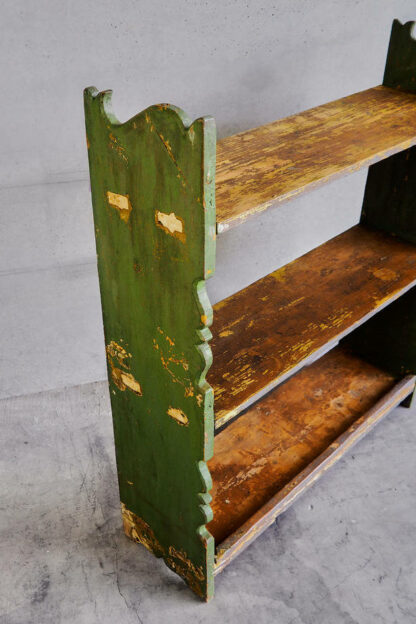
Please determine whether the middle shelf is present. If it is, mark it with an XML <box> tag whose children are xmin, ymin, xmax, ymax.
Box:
<box><xmin>209</xmin><ymin>224</ymin><xmax>416</xmax><ymax>429</ymax></box>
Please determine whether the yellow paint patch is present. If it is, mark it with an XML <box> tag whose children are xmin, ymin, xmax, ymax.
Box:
<box><xmin>270</xmin><ymin>265</ymin><xmax>287</xmax><ymax>283</ymax></box>
<box><xmin>167</xmin><ymin>407</ymin><xmax>189</xmax><ymax>426</ymax></box>
<box><xmin>110</xmin><ymin>368</ymin><xmax>143</xmax><ymax>396</ymax></box>
<box><xmin>106</xmin><ymin>340</ymin><xmax>131</xmax><ymax>368</ymax></box>
<box><xmin>219</xmin><ymin>329</ymin><xmax>233</xmax><ymax>338</ymax></box>
<box><xmin>155</xmin><ymin>210</ymin><xmax>185</xmax><ymax>242</ymax></box>
<box><xmin>373</xmin><ymin>267</ymin><xmax>398</xmax><ymax>282</ymax></box>
<box><xmin>107</xmin><ymin>191</ymin><xmax>132</xmax><ymax>223</ymax></box>
<box><xmin>106</xmin><ymin>340</ymin><xmax>141</xmax><ymax>396</ymax></box>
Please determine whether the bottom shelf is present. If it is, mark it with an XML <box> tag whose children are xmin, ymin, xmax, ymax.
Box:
<box><xmin>208</xmin><ymin>346</ymin><xmax>415</xmax><ymax>574</ymax></box>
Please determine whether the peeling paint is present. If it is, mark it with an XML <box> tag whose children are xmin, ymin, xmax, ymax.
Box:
<box><xmin>155</xmin><ymin>210</ymin><xmax>185</xmax><ymax>242</ymax></box>
<box><xmin>122</xmin><ymin>504</ymin><xmax>206</xmax><ymax>598</ymax></box>
<box><xmin>106</xmin><ymin>341</ymin><xmax>142</xmax><ymax>396</ymax></box>
<box><xmin>167</xmin><ymin>407</ymin><xmax>189</xmax><ymax>426</ymax></box>
<box><xmin>111</xmin><ymin>369</ymin><xmax>143</xmax><ymax>395</ymax></box>
<box><xmin>107</xmin><ymin>191</ymin><xmax>132</xmax><ymax>223</ymax></box>
<box><xmin>166</xmin><ymin>546</ymin><xmax>205</xmax><ymax>597</ymax></box>
<box><xmin>109</xmin><ymin>132</ymin><xmax>128</xmax><ymax>162</ymax></box>
<box><xmin>121</xmin><ymin>503</ymin><xmax>164</xmax><ymax>557</ymax></box>
<box><xmin>153</xmin><ymin>329</ymin><xmax>192</xmax><ymax>397</ymax></box>
<box><xmin>106</xmin><ymin>340</ymin><xmax>131</xmax><ymax>368</ymax></box>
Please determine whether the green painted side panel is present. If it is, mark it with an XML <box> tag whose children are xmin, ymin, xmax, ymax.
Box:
<box><xmin>84</xmin><ymin>88</ymin><xmax>216</xmax><ymax>600</ymax></box>
<box><xmin>350</xmin><ymin>20</ymin><xmax>416</xmax><ymax>398</ymax></box>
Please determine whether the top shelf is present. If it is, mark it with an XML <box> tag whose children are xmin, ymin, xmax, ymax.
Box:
<box><xmin>216</xmin><ymin>86</ymin><xmax>416</xmax><ymax>232</ymax></box>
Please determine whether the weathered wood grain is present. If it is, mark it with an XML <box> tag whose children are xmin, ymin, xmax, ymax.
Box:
<box><xmin>84</xmin><ymin>90</ymin><xmax>216</xmax><ymax>600</ymax></box>
<box><xmin>216</xmin><ymin>86</ymin><xmax>416</xmax><ymax>232</ymax></box>
<box><xmin>209</xmin><ymin>225</ymin><xmax>416</xmax><ymax>428</ymax></box>
<box><xmin>207</xmin><ymin>346</ymin><xmax>414</xmax><ymax>549</ymax></box>
<box><xmin>211</xmin><ymin>366</ymin><xmax>415</xmax><ymax>572</ymax></box>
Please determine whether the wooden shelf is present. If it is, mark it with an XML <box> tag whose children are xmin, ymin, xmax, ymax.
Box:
<box><xmin>208</xmin><ymin>346</ymin><xmax>415</xmax><ymax>572</ymax></box>
<box><xmin>209</xmin><ymin>225</ymin><xmax>416</xmax><ymax>428</ymax></box>
<box><xmin>86</xmin><ymin>19</ymin><xmax>416</xmax><ymax>599</ymax></box>
<box><xmin>216</xmin><ymin>86</ymin><xmax>416</xmax><ymax>232</ymax></box>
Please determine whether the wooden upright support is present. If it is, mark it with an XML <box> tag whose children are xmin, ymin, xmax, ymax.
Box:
<box><xmin>84</xmin><ymin>90</ymin><xmax>216</xmax><ymax>599</ymax></box>
<box><xmin>346</xmin><ymin>20</ymin><xmax>416</xmax><ymax>403</ymax></box>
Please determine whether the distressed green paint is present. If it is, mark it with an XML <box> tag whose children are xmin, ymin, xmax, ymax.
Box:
<box><xmin>348</xmin><ymin>20</ymin><xmax>416</xmax><ymax>403</ymax></box>
<box><xmin>84</xmin><ymin>88</ymin><xmax>216</xmax><ymax>600</ymax></box>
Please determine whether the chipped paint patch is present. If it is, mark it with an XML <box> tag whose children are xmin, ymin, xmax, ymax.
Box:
<box><xmin>107</xmin><ymin>191</ymin><xmax>132</xmax><ymax>223</ymax></box>
<box><xmin>108</xmin><ymin>133</ymin><xmax>128</xmax><ymax>162</ymax></box>
<box><xmin>106</xmin><ymin>340</ymin><xmax>131</xmax><ymax>368</ymax></box>
<box><xmin>112</xmin><ymin>369</ymin><xmax>143</xmax><ymax>395</ymax></box>
<box><xmin>153</xmin><ymin>328</ymin><xmax>193</xmax><ymax>397</ymax></box>
<box><xmin>166</xmin><ymin>546</ymin><xmax>205</xmax><ymax>598</ymax></box>
<box><xmin>155</xmin><ymin>210</ymin><xmax>185</xmax><ymax>242</ymax></box>
<box><xmin>121</xmin><ymin>503</ymin><xmax>164</xmax><ymax>557</ymax></box>
<box><xmin>106</xmin><ymin>340</ymin><xmax>142</xmax><ymax>396</ymax></box>
<box><xmin>167</xmin><ymin>407</ymin><xmax>189</xmax><ymax>426</ymax></box>
<box><xmin>122</xmin><ymin>504</ymin><xmax>206</xmax><ymax>598</ymax></box>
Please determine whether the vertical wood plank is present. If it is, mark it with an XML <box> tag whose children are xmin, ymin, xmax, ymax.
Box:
<box><xmin>362</xmin><ymin>20</ymin><xmax>416</xmax><ymax>241</ymax></box>
<box><xmin>84</xmin><ymin>89</ymin><xmax>216</xmax><ymax>600</ymax></box>
<box><xmin>350</xmin><ymin>20</ymin><xmax>416</xmax><ymax>405</ymax></box>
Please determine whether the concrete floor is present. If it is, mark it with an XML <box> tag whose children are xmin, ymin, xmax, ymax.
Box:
<box><xmin>1</xmin><ymin>380</ymin><xmax>416</xmax><ymax>623</ymax></box>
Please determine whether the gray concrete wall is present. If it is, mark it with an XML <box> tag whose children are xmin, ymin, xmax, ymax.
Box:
<box><xmin>1</xmin><ymin>1</ymin><xmax>415</xmax><ymax>397</ymax></box>
<box><xmin>2</xmin><ymin>1</ymin><xmax>415</xmax><ymax>188</ymax></box>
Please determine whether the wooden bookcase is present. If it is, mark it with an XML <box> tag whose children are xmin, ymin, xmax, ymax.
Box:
<box><xmin>84</xmin><ymin>19</ymin><xmax>416</xmax><ymax>600</ymax></box>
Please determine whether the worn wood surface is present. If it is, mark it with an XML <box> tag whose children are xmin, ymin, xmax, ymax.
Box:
<box><xmin>212</xmin><ymin>363</ymin><xmax>415</xmax><ymax>573</ymax></box>
<box><xmin>84</xmin><ymin>89</ymin><xmax>216</xmax><ymax>600</ymax></box>
<box><xmin>215</xmin><ymin>85</ymin><xmax>416</xmax><ymax>232</ymax></box>
<box><xmin>208</xmin><ymin>346</ymin><xmax>411</xmax><ymax>547</ymax></box>
<box><xmin>209</xmin><ymin>225</ymin><xmax>416</xmax><ymax>428</ymax></box>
